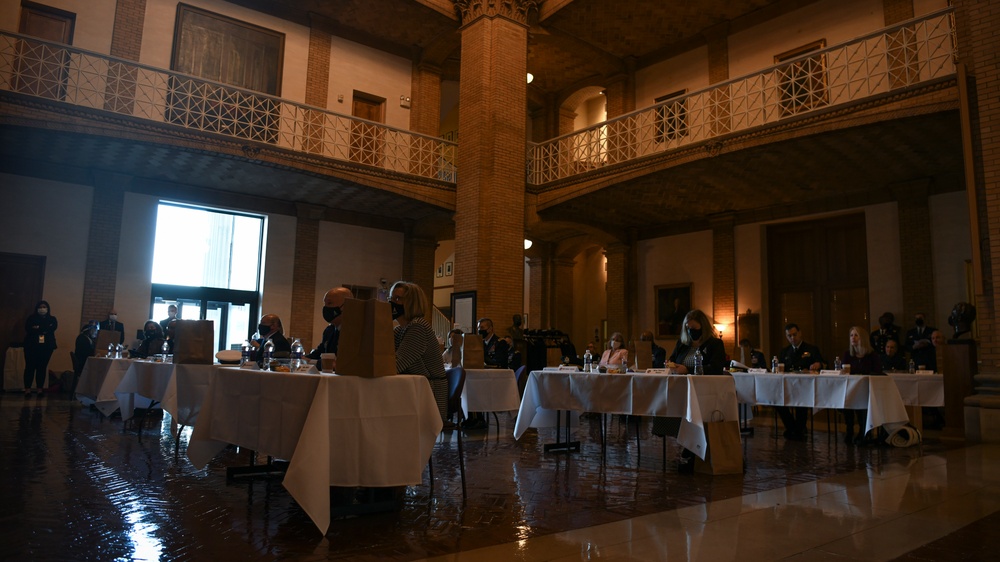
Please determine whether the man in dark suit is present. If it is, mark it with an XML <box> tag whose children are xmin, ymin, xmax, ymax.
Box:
<box><xmin>99</xmin><ymin>309</ymin><xmax>125</xmax><ymax>344</ymax></box>
<box><xmin>158</xmin><ymin>304</ymin><xmax>178</xmax><ymax>332</ymax></box>
<box><xmin>254</xmin><ymin>313</ymin><xmax>291</xmax><ymax>367</ymax></box>
<box><xmin>478</xmin><ymin>317</ymin><xmax>509</xmax><ymax>369</ymax></box>
<box><xmin>307</xmin><ymin>287</ymin><xmax>352</xmax><ymax>365</ymax></box>
<box><xmin>869</xmin><ymin>312</ymin><xmax>901</xmax><ymax>355</ymax></box>
<box><xmin>904</xmin><ymin>312</ymin><xmax>936</xmax><ymax>369</ymax></box>
<box><xmin>775</xmin><ymin>323</ymin><xmax>825</xmax><ymax>441</ymax></box>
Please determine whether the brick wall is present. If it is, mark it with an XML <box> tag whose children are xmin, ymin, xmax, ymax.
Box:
<box><xmin>605</xmin><ymin>243</ymin><xmax>628</xmax><ymax>339</ymax></box>
<box><xmin>954</xmin><ymin>0</ymin><xmax>1000</xmax><ymax>368</ymax></box>
<box><xmin>403</xmin><ymin>237</ymin><xmax>437</xmax><ymax>308</ymax></box>
<box><xmin>410</xmin><ymin>63</ymin><xmax>442</xmax><ymax>137</ymax></box>
<box><xmin>553</xmin><ymin>258</ymin><xmax>575</xmax><ymax>333</ymax></box>
<box><xmin>883</xmin><ymin>0</ymin><xmax>915</xmax><ymax>25</ymax></box>
<box><xmin>711</xmin><ymin>215</ymin><xmax>735</xmax><ymax>355</ymax></box>
<box><xmin>289</xmin><ymin>206</ymin><xmax>320</xmax><ymax>348</ymax></box>
<box><xmin>454</xmin><ymin>12</ymin><xmax>527</xmax><ymax>324</ymax></box>
<box><xmin>81</xmin><ymin>173</ymin><xmax>127</xmax><ymax>324</ymax></box>
<box><xmin>306</xmin><ymin>27</ymin><xmax>331</xmax><ymax>108</ymax></box>
<box><xmin>528</xmin><ymin>256</ymin><xmax>547</xmax><ymax>328</ymax></box>
<box><xmin>109</xmin><ymin>0</ymin><xmax>146</xmax><ymax>61</ymax></box>
<box><xmin>893</xmin><ymin>180</ymin><xmax>936</xmax><ymax>325</ymax></box>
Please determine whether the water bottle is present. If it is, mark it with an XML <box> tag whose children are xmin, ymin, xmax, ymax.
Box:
<box><xmin>115</xmin><ymin>343</ymin><xmax>123</xmax><ymax>359</ymax></box>
<box><xmin>834</xmin><ymin>356</ymin><xmax>842</xmax><ymax>372</ymax></box>
<box><xmin>908</xmin><ymin>359</ymin><xmax>916</xmax><ymax>374</ymax></box>
<box><xmin>583</xmin><ymin>349</ymin><xmax>592</xmax><ymax>373</ymax></box>
<box><xmin>262</xmin><ymin>339</ymin><xmax>275</xmax><ymax>370</ymax></box>
<box><xmin>290</xmin><ymin>338</ymin><xmax>304</xmax><ymax>372</ymax></box>
<box><xmin>161</xmin><ymin>340</ymin><xmax>170</xmax><ymax>361</ymax></box>
<box><xmin>771</xmin><ymin>356</ymin><xmax>778</xmax><ymax>373</ymax></box>
<box><xmin>693</xmin><ymin>348</ymin><xmax>704</xmax><ymax>375</ymax></box>
<box><xmin>621</xmin><ymin>355</ymin><xmax>629</xmax><ymax>374</ymax></box>
<box><xmin>108</xmin><ymin>342</ymin><xmax>116</xmax><ymax>358</ymax></box>
<box><xmin>241</xmin><ymin>340</ymin><xmax>252</xmax><ymax>366</ymax></box>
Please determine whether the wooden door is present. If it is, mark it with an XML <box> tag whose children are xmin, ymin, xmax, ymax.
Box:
<box><xmin>15</xmin><ymin>3</ymin><xmax>75</xmax><ymax>100</ymax></box>
<box><xmin>767</xmin><ymin>214</ymin><xmax>869</xmax><ymax>362</ymax></box>
<box><xmin>0</xmin><ymin>253</ymin><xmax>46</xmax><ymax>385</ymax></box>
<box><xmin>350</xmin><ymin>94</ymin><xmax>385</xmax><ymax>166</ymax></box>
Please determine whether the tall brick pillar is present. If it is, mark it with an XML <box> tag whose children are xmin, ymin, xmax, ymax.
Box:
<box><xmin>453</xmin><ymin>0</ymin><xmax>533</xmax><ymax>324</ymax></box>
<box><xmin>891</xmin><ymin>180</ymin><xmax>936</xmax><ymax>325</ymax></box>
<box><xmin>410</xmin><ymin>63</ymin><xmax>442</xmax><ymax>136</ymax></box>
<box><xmin>304</xmin><ymin>21</ymin><xmax>332</xmax><ymax>154</ymax></box>
<box><xmin>705</xmin><ymin>23</ymin><xmax>731</xmax><ymax>136</ymax></box>
<box><xmin>954</xmin><ymin>0</ymin><xmax>1000</xmax><ymax>368</ymax></box>
<box><xmin>711</xmin><ymin>214</ymin><xmax>736</xmax><ymax>355</ymax></box>
<box><xmin>553</xmin><ymin>258</ymin><xmax>575</xmax><ymax>333</ymax></box>
<box><xmin>104</xmin><ymin>0</ymin><xmax>147</xmax><ymax>114</ymax></box>
<box><xmin>527</xmin><ymin>255</ymin><xmax>548</xmax><ymax>329</ymax></box>
<box><xmin>605</xmin><ymin>243</ymin><xmax>629</xmax><ymax>339</ymax></box>
<box><xmin>290</xmin><ymin>204</ymin><xmax>321</xmax><ymax>347</ymax></box>
<box><xmin>605</xmin><ymin>58</ymin><xmax>636</xmax><ymax>164</ymax></box>
<box><xmin>81</xmin><ymin>172</ymin><xmax>127</xmax><ymax>323</ymax></box>
<box><xmin>403</xmin><ymin>235</ymin><xmax>438</xmax><ymax>307</ymax></box>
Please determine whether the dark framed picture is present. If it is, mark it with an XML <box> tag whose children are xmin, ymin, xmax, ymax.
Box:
<box><xmin>445</xmin><ymin>261</ymin><xmax>453</xmax><ymax>276</ymax></box>
<box><xmin>436</xmin><ymin>265</ymin><xmax>444</xmax><ymax>278</ymax></box>
<box><xmin>655</xmin><ymin>284</ymin><xmax>692</xmax><ymax>338</ymax></box>
<box><xmin>450</xmin><ymin>291</ymin><xmax>476</xmax><ymax>334</ymax></box>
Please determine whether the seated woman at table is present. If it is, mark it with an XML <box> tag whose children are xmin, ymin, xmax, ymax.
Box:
<box><xmin>599</xmin><ymin>332</ymin><xmax>630</xmax><ymax>371</ymax></box>
<box><xmin>666</xmin><ymin>309</ymin><xmax>727</xmax><ymax>375</ymax></box>
<box><xmin>391</xmin><ymin>281</ymin><xmax>448</xmax><ymax>422</ymax></box>
<box><xmin>131</xmin><ymin>321</ymin><xmax>166</xmax><ymax>359</ymax></box>
<box><xmin>840</xmin><ymin>325</ymin><xmax>883</xmax><ymax>444</ymax></box>
<box><xmin>441</xmin><ymin>328</ymin><xmax>464</xmax><ymax>368</ymax></box>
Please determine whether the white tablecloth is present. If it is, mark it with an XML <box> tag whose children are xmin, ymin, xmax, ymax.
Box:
<box><xmin>462</xmin><ymin>368</ymin><xmax>521</xmax><ymax>413</ymax></box>
<box><xmin>4</xmin><ymin>347</ymin><xmax>25</xmax><ymax>391</ymax></box>
<box><xmin>514</xmin><ymin>370</ymin><xmax>738</xmax><ymax>460</ymax></box>
<box><xmin>731</xmin><ymin>373</ymin><xmax>910</xmax><ymax>434</ymax></box>
<box><xmin>75</xmin><ymin>357</ymin><xmax>134</xmax><ymax>415</ymax></box>
<box><xmin>114</xmin><ymin>361</ymin><xmax>177</xmax><ymax>421</ymax></box>
<box><xmin>887</xmin><ymin>373</ymin><xmax>944</xmax><ymax>407</ymax></box>
<box><xmin>187</xmin><ymin>368</ymin><xmax>442</xmax><ymax>534</ymax></box>
<box><xmin>112</xmin><ymin>361</ymin><xmax>217</xmax><ymax>426</ymax></box>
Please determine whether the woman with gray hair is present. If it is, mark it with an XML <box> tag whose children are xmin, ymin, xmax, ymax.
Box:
<box><xmin>390</xmin><ymin>281</ymin><xmax>448</xmax><ymax>421</ymax></box>
<box><xmin>666</xmin><ymin>309</ymin><xmax>726</xmax><ymax>374</ymax></box>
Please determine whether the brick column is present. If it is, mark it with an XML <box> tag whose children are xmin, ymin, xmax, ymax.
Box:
<box><xmin>409</xmin><ymin>63</ymin><xmax>443</xmax><ymax>177</ymax></box>
<box><xmin>711</xmin><ymin>214</ymin><xmax>736</xmax><ymax>356</ymax></box>
<box><xmin>883</xmin><ymin>0</ymin><xmax>918</xmax><ymax>89</ymax></box>
<box><xmin>552</xmin><ymin>258</ymin><xmax>575</xmax><ymax>333</ymax></box>
<box><xmin>304</xmin><ymin>21</ymin><xmax>332</xmax><ymax>154</ymax></box>
<box><xmin>104</xmin><ymin>0</ymin><xmax>147</xmax><ymax>114</ymax></box>
<box><xmin>527</xmin><ymin>255</ymin><xmax>548</xmax><ymax>329</ymax></box>
<box><xmin>883</xmin><ymin>0</ymin><xmax>914</xmax><ymax>25</ymax></box>
<box><xmin>403</xmin><ymin>235</ymin><xmax>438</xmax><ymax>306</ymax></box>
<box><xmin>290</xmin><ymin>204</ymin><xmax>321</xmax><ymax>347</ymax></box>
<box><xmin>81</xmin><ymin>172</ymin><xmax>127</xmax><ymax>323</ymax></box>
<box><xmin>605</xmin><ymin>243</ymin><xmax>629</xmax><ymax>339</ymax></box>
<box><xmin>891</xmin><ymin>180</ymin><xmax>936</xmax><ymax>325</ymax></box>
<box><xmin>557</xmin><ymin>105</ymin><xmax>577</xmax><ymax>136</ymax></box>
<box><xmin>953</xmin><ymin>0</ymin><xmax>1000</xmax><ymax>368</ymax></box>
<box><xmin>705</xmin><ymin>23</ymin><xmax>731</xmax><ymax>137</ymax></box>
<box><xmin>605</xmin><ymin>58</ymin><xmax>636</xmax><ymax>165</ymax></box>
<box><xmin>453</xmin><ymin>0</ymin><xmax>533</xmax><ymax>324</ymax></box>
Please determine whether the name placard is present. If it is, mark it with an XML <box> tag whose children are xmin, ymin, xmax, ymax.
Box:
<box><xmin>747</xmin><ymin>368</ymin><xmax>768</xmax><ymax>374</ymax></box>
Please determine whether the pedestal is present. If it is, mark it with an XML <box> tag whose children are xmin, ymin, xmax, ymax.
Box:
<box><xmin>942</xmin><ymin>339</ymin><xmax>976</xmax><ymax>439</ymax></box>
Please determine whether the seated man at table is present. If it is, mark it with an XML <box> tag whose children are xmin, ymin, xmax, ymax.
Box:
<box><xmin>478</xmin><ymin>318</ymin><xmax>509</xmax><ymax>369</ymax></box>
<box><xmin>775</xmin><ymin>323</ymin><xmax>825</xmax><ymax>441</ymax></box>
<box><xmin>131</xmin><ymin>321</ymin><xmax>166</xmax><ymax>359</ymax></box>
<box><xmin>639</xmin><ymin>330</ymin><xmax>667</xmax><ymax>369</ymax></box>
<box><xmin>306</xmin><ymin>287</ymin><xmax>352</xmax><ymax>368</ymax></box>
<box><xmin>881</xmin><ymin>339</ymin><xmax>907</xmax><ymax>372</ymax></box>
<box><xmin>737</xmin><ymin>338</ymin><xmax>767</xmax><ymax>371</ymax></box>
<box><xmin>254</xmin><ymin>314</ymin><xmax>291</xmax><ymax>367</ymax></box>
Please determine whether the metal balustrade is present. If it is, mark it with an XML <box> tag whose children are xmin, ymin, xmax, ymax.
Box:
<box><xmin>527</xmin><ymin>9</ymin><xmax>957</xmax><ymax>186</ymax></box>
<box><xmin>0</xmin><ymin>31</ymin><xmax>457</xmax><ymax>184</ymax></box>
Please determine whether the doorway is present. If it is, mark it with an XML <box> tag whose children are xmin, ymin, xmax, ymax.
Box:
<box><xmin>151</xmin><ymin>285</ymin><xmax>258</xmax><ymax>353</ymax></box>
<box><xmin>767</xmin><ymin>213</ymin><xmax>870</xmax><ymax>361</ymax></box>
<box><xmin>0</xmin><ymin>253</ymin><xmax>46</xmax><ymax>386</ymax></box>
<box><xmin>15</xmin><ymin>2</ymin><xmax>75</xmax><ymax>100</ymax></box>
<box><xmin>350</xmin><ymin>92</ymin><xmax>385</xmax><ymax>167</ymax></box>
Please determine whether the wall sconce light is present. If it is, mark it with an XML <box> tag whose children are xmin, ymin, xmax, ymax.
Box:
<box><xmin>337</xmin><ymin>94</ymin><xmax>344</xmax><ymax>103</ymax></box>
<box><xmin>400</xmin><ymin>95</ymin><xmax>411</xmax><ymax>109</ymax></box>
<box><xmin>526</xmin><ymin>73</ymin><xmax>533</xmax><ymax>84</ymax></box>
<box><xmin>523</xmin><ymin>239</ymin><xmax>533</xmax><ymax>250</ymax></box>
<box><xmin>714</xmin><ymin>323</ymin><xmax>726</xmax><ymax>339</ymax></box>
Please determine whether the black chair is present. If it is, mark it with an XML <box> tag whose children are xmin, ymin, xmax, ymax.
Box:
<box><xmin>429</xmin><ymin>367</ymin><xmax>467</xmax><ymax>498</ymax></box>
<box><xmin>514</xmin><ymin>365</ymin><xmax>528</xmax><ymax>399</ymax></box>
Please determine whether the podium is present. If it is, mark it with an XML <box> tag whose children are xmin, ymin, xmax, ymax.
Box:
<box><xmin>942</xmin><ymin>339</ymin><xmax>976</xmax><ymax>439</ymax></box>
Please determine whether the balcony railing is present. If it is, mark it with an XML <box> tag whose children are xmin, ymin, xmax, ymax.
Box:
<box><xmin>0</xmin><ymin>31</ymin><xmax>457</xmax><ymax>184</ymax></box>
<box><xmin>527</xmin><ymin>8</ymin><xmax>957</xmax><ymax>186</ymax></box>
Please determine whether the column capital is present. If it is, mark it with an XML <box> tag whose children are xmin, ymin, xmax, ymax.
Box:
<box><xmin>454</xmin><ymin>0</ymin><xmax>538</xmax><ymax>27</ymax></box>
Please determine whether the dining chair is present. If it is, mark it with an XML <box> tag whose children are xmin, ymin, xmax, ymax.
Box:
<box><xmin>429</xmin><ymin>366</ymin><xmax>467</xmax><ymax>498</ymax></box>
<box><xmin>514</xmin><ymin>365</ymin><xmax>528</xmax><ymax>399</ymax></box>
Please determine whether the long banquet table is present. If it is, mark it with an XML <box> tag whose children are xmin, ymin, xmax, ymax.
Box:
<box><xmin>76</xmin><ymin>356</ymin><xmax>136</xmax><ymax>416</ymax></box>
<box><xmin>462</xmin><ymin>368</ymin><xmax>521</xmax><ymax>414</ymax></box>
<box><xmin>514</xmin><ymin>370</ymin><xmax>739</xmax><ymax>460</ymax></box>
<box><xmin>187</xmin><ymin>368</ymin><xmax>443</xmax><ymax>534</ymax></box>
<box><xmin>731</xmin><ymin>372</ymin><xmax>910</xmax><ymax>434</ymax></box>
<box><xmin>886</xmin><ymin>372</ymin><xmax>944</xmax><ymax>407</ymax></box>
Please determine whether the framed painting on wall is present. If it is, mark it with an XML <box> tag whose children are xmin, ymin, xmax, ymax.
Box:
<box><xmin>655</xmin><ymin>284</ymin><xmax>692</xmax><ymax>338</ymax></box>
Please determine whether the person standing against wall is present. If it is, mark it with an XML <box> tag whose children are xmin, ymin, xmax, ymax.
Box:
<box><xmin>23</xmin><ymin>300</ymin><xmax>57</xmax><ymax>397</ymax></box>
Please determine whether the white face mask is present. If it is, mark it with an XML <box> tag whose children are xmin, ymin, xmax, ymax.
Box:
<box><xmin>109</xmin><ymin>315</ymin><xmax>117</xmax><ymax>322</ymax></box>
<box><xmin>611</xmin><ymin>340</ymin><xmax>621</xmax><ymax>349</ymax></box>
<box><xmin>37</xmin><ymin>307</ymin><xmax>48</xmax><ymax>315</ymax></box>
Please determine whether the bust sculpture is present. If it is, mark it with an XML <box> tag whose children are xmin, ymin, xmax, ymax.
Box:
<box><xmin>947</xmin><ymin>302</ymin><xmax>976</xmax><ymax>339</ymax></box>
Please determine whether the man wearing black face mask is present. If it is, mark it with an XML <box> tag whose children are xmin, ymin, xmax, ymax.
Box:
<box><xmin>307</xmin><ymin>287</ymin><xmax>353</xmax><ymax>361</ymax></box>
<box><xmin>478</xmin><ymin>318</ymin><xmax>509</xmax><ymax>369</ymax></box>
<box><xmin>253</xmin><ymin>313</ymin><xmax>291</xmax><ymax>367</ymax></box>
<box><xmin>904</xmin><ymin>312</ymin><xmax>936</xmax><ymax>369</ymax></box>
<box><xmin>869</xmin><ymin>312</ymin><xmax>900</xmax><ymax>355</ymax></box>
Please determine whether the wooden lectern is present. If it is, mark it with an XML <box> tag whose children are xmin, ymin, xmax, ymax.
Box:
<box><xmin>942</xmin><ymin>339</ymin><xmax>977</xmax><ymax>439</ymax></box>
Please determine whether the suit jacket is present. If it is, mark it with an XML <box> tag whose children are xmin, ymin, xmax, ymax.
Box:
<box><xmin>99</xmin><ymin>320</ymin><xmax>125</xmax><ymax>344</ymax></box>
<box><xmin>904</xmin><ymin>325</ymin><xmax>936</xmax><ymax>368</ymax></box>
<box><xmin>869</xmin><ymin>325</ymin><xmax>901</xmax><ymax>355</ymax></box>
<box><xmin>483</xmin><ymin>334</ymin><xmax>509</xmax><ymax>368</ymax></box>
<box><xmin>256</xmin><ymin>332</ymin><xmax>291</xmax><ymax>367</ymax></box>
<box><xmin>307</xmin><ymin>324</ymin><xmax>340</xmax><ymax>360</ymax></box>
<box><xmin>668</xmin><ymin>337</ymin><xmax>727</xmax><ymax>374</ymax></box>
<box><xmin>651</xmin><ymin>342</ymin><xmax>667</xmax><ymax>369</ymax></box>
<box><xmin>778</xmin><ymin>341</ymin><xmax>825</xmax><ymax>372</ymax></box>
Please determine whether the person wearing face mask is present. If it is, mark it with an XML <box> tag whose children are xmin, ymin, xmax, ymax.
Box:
<box><xmin>904</xmin><ymin>312</ymin><xmax>936</xmax><ymax>370</ymax></box>
<box><xmin>390</xmin><ymin>281</ymin><xmax>448</xmax><ymax>422</ymax></box>
<box><xmin>253</xmin><ymin>313</ymin><xmax>291</xmax><ymax>367</ymax></box>
<box><xmin>477</xmin><ymin>318</ymin><xmax>510</xmax><ymax>369</ymax></box>
<box><xmin>869</xmin><ymin>312</ymin><xmax>900</xmax><ymax>356</ymax></box>
<box><xmin>665</xmin><ymin>310</ymin><xmax>726</xmax><ymax>374</ymax></box>
<box><xmin>132</xmin><ymin>321</ymin><xmax>166</xmax><ymax>359</ymax></box>
<box><xmin>158</xmin><ymin>304</ymin><xmax>178</xmax><ymax>332</ymax></box>
<box><xmin>306</xmin><ymin>287</ymin><xmax>353</xmax><ymax>366</ymax></box>
<box><xmin>599</xmin><ymin>332</ymin><xmax>630</xmax><ymax>369</ymax></box>
<box><xmin>23</xmin><ymin>300</ymin><xmax>58</xmax><ymax>396</ymax></box>
<box><xmin>99</xmin><ymin>309</ymin><xmax>125</xmax><ymax>345</ymax></box>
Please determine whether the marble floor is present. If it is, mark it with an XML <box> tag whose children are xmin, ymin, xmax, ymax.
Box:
<box><xmin>2</xmin><ymin>391</ymin><xmax>998</xmax><ymax>561</ymax></box>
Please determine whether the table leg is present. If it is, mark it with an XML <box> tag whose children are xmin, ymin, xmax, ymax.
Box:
<box><xmin>543</xmin><ymin>410</ymin><xmax>581</xmax><ymax>453</ymax></box>
<box><xmin>226</xmin><ymin>452</ymin><xmax>289</xmax><ymax>480</ymax></box>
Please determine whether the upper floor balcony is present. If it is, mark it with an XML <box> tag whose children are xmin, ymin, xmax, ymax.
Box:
<box><xmin>0</xmin><ymin>9</ymin><xmax>956</xmax><ymax>196</ymax></box>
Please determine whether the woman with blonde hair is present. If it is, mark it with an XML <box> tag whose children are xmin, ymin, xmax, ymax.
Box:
<box><xmin>390</xmin><ymin>281</ymin><xmax>448</xmax><ymax>421</ymax></box>
<box><xmin>840</xmin><ymin>325</ymin><xmax>882</xmax><ymax>444</ymax></box>
<box><xmin>666</xmin><ymin>309</ymin><xmax>726</xmax><ymax>374</ymax></box>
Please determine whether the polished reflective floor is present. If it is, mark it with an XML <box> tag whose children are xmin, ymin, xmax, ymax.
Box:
<box><xmin>2</xmin><ymin>392</ymin><xmax>997</xmax><ymax>561</ymax></box>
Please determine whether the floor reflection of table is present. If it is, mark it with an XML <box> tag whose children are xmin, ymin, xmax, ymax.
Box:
<box><xmin>731</xmin><ymin>373</ymin><xmax>910</xmax><ymax>434</ymax></box>
<box><xmin>76</xmin><ymin>357</ymin><xmax>134</xmax><ymax>415</ymax></box>
<box><xmin>462</xmin><ymin>368</ymin><xmax>520</xmax><ymax>414</ymax></box>
<box><xmin>514</xmin><ymin>370</ymin><xmax>738</xmax><ymax>460</ymax></box>
<box><xmin>187</xmin><ymin>368</ymin><xmax>442</xmax><ymax>534</ymax></box>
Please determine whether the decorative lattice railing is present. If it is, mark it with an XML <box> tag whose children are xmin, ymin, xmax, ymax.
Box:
<box><xmin>527</xmin><ymin>9</ymin><xmax>956</xmax><ymax>185</ymax></box>
<box><xmin>0</xmin><ymin>31</ymin><xmax>457</xmax><ymax>183</ymax></box>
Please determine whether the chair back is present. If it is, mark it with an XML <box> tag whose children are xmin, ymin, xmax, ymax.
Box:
<box><xmin>514</xmin><ymin>365</ymin><xmax>528</xmax><ymax>398</ymax></box>
<box><xmin>445</xmin><ymin>366</ymin><xmax>466</xmax><ymax>421</ymax></box>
